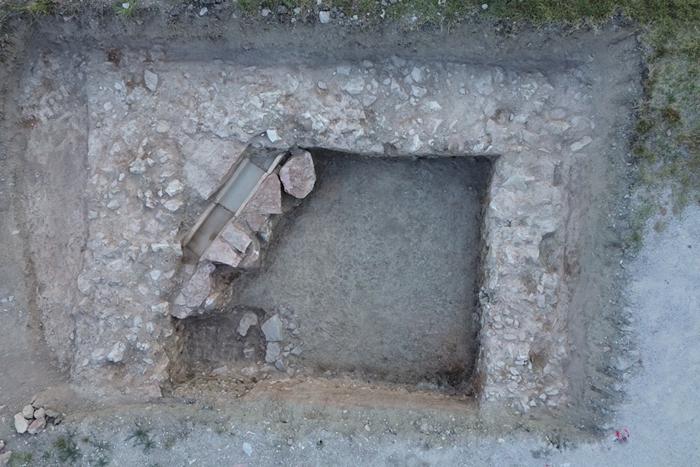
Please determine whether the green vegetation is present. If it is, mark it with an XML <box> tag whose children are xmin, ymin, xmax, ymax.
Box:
<box><xmin>114</xmin><ymin>0</ymin><xmax>138</xmax><ymax>17</ymax></box>
<box><xmin>7</xmin><ymin>452</ymin><xmax>32</xmax><ymax>467</ymax></box>
<box><xmin>20</xmin><ymin>0</ymin><xmax>55</xmax><ymax>15</ymax></box>
<box><xmin>54</xmin><ymin>434</ymin><xmax>81</xmax><ymax>463</ymax></box>
<box><xmin>126</xmin><ymin>425</ymin><xmax>156</xmax><ymax>452</ymax></box>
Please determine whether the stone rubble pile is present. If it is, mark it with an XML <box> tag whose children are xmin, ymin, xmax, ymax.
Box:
<box><xmin>172</xmin><ymin>149</ymin><xmax>316</xmax><ymax>321</ymax></box>
<box><xmin>13</xmin><ymin>402</ymin><xmax>63</xmax><ymax>435</ymax></box>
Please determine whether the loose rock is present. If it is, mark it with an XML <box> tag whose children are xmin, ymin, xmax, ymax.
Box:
<box><xmin>14</xmin><ymin>413</ymin><xmax>28</xmax><ymax>434</ymax></box>
<box><xmin>245</xmin><ymin>174</ymin><xmax>282</xmax><ymax>215</ymax></box>
<box><xmin>21</xmin><ymin>405</ymin><xmax>34</xmax><ymax>419</ymax></box>
<box><xmin>172</xmin><ymin>263</ymin><xmax>216</xmax><ymax>318</ymax></box>
<box><xmin>219</xmin><ymin>222</ymin><xmax>252</xmax><ymax>253</ymax></box>
<box><xmin>279</xmin><ymin>150</ymin><xmax>316</xmax><ymax>199</ymax></box>
<box><xmin>27</xmin><ymin>417</ymin><xmax>46</xmax><ymax>435</ymax></box>
<box><xmin>237</xmin><ymin>312</ymin><xmax>259</xmax><ymax>337</ymax></box>
<box><xmin>265</xmin><ymin>342</ymin><xmax>281</xmax><ymax>363</ymax></box>
<box><xmin>319</xmin><ymin>11</ymin><xmax>331</xmax><ymax>24</ymax></box>
<box><xmin>144</xmin><ymin>69</ymin><xmax>159</xmax><ymax>92</ymax></box>
<box><xmin>202</xmin><ymin>236</ymin><xmax>242</xmax><ymax>267</ymax></box>
<box><xmin>106</xmin><ymin>342</ymin><xmax>126</xmax><ymax>363</ymax></box>
<box><xmin>242</xmin><ymin>442</ymin><xmax>253</xmax><ymax>456</ymax></box>
<box><xmin>261</xmin><ymin>315</ymin><xmax>284</xmax><ymax>342</ymax></box>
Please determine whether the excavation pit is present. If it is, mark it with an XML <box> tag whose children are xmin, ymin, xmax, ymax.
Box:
<box><xmin>178</xmin><ymin>153</ymin><xmax>492</xmax><ymax>389</ymax></box>
<box><xmin>9</xmin><ymin>30</ymin><xmax>637</xmax><ymax>421</ymax></box>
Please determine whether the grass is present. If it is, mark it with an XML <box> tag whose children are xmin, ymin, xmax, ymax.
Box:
<box><xmin>7</xmin><ymin>452</ymin><xmax>32</xmax><ymax>467</ymax></box>
<box><xmin>16</xmin><ymin>0</ymin><xmax>55</xmax><ymax>16</ymax></box>
<box><xmin>54</xmin><ymin>433</ymin><xmax>81</xmax><ymax>463</ymax></box>
<box><xmin>114</xmin><ymin>0</ymin><xmax>138</xmax><ymax>17</ymax></box>
<box><xmin>126</xmin><ymin>425</ymin><xmax>156</xmax><ymax>452</ymax></box>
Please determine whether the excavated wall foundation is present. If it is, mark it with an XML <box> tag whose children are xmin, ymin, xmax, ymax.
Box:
<box><xmin>7</xmin><ymin>21</ymin><xmax>642</xmax><ymax>431</ymax></box>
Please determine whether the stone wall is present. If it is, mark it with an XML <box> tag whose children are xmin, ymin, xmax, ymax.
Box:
<box><xmin>19</xmin><ymin>44</ymin><xmax>598</xmax><ymax>412</ymax></box>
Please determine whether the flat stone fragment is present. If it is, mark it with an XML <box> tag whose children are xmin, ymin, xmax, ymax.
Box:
<box><xmin>261</xmin><ymin>315</ymin><xmax>284</xmax><ymax>342</ymax></box>
<box><xmin>21</xmin><ymin>405</ymin><xmax>34</xmax><ymax>419</ymax></box>
<box><xmin>183</xmin><ymin>137</ymin><xmax>247</xmax><ymax>200</ymax></box>
<box><xmin>106</xmin><ymin>342</ymin><xmax>126</xmax><ymax>363</ymax></box>
<box><xmin>279</xmin><ymin>150</ymin><xmax>316</xmax><ymax>199</ymax></box>
<box><xmin>27</xmin><ymin>417</ymin><xmax>46</xmax><ymax>435</ymax></box>
<box><xmin>14</xmin><ymin>413</ymin><xmax>28</xmax><ymax>434</ymax></box>
<box><xmin>237</xmin><ymin>312</ymin><xmax>259</xmax><ymax>337</ymax></box>
<box><xmin>246</xmin><ymin>174</ymin><xmax>282</xmax><ymax>215</ymax></box>
<box><xmin>265</xmin><ymin>342</ymin><xmax>281</xmax><ymax>363</ymax></box>
<box><xmin>144</xmin><ymin>69</ymin><xmax>158</xmax><ymax>92</ymax></box>
<box><xmin>219</xmin><ymin>221</ymin><xmax>252</xmax><ymax>253</ymax></box>
<box><xmin>173</xmin><ymin>263</ymin><xmax>216</xmax><ymax>316</ymax></box>
<box><xmin>202</xmin><ymin>236</ymin><xmax>243</xmax><ymax>267</ymax></box>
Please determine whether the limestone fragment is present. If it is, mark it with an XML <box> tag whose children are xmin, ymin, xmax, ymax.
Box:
<box><xmin>219</xmin><ymin>222</ymin><xmax>252</xmax><ymax>253</ymax></box>
<box><xmin>570</xmin><ymin>136</ymin><xmax>593</xmax><ymax>152</ymax></box>
<box><xmin>21</xmin><ymin>405</ymin><xmax>34</xmax><ymax>419</ymax></box>
<box><xmin>237</xmin><ymin>312</ymin><xmax>259</xmax><ymax>337</ymax></box>
<box><xmin>163</xmin><ymin>199</ymin><xmax>183</xmax><ymax>212</ymax></box>
<box><xmin>27</xmin><ymin>417</ymin><xmax>46</xmax><ymax>435</ymax></box>
<box><xmin>262</xmin><ymin>315</ymin><xmax>284</xmax><ymax>342</ymax></box>
<box><xmin>172</xmin><ymin>262</ymin><xmax>215</xmax><ymax>318</ymax></box>
<box><xmin>242</xmin><ymin>442</ymin><xmax>253</xmax><ymax>456</ymax></box>
<box><xmin>14</xmin><ymin>414</ymin><xmax>28</xmax><ymax>434</ymax></box>
<box><xmin>106</xmin><ymin>342</ymin><xmax>126</xmax><ymax>363</ymax></box>
<box><xmin>144</xmin><ymin>69</ymin><xmax>158</xmax><ymax>92</ymax></box>
<box><xmin>246</xmin><ymin>174</ymin><xmax>282</xmax><ymax>215</ymax></box>
<box><xmin>279</xmin><ymin>150</ymin><xmax>316</xmax><ymax>199</ymax></box>
<box><xmin>343</xmin><ymin>77</ymin><xmax>365</xmax><ymax>95</ymax></box>
<box><xmin>202</xmin><ymin>236</ymin><xmax>243</xmax><ymax>267</ymax></box>
<box><xmin>318</xmin><ymin>10</ymin><xmax>331</xmax><ymax>24</ymax></box>
<box><xmin>265</xmin><ymin>342</ymin><xmax>281</xmax><ymax>363</ymax></box>
<box><xmin>164</xmin><ymin>179</ymin><xmax>184</xmax><ymax>196</ymax></box>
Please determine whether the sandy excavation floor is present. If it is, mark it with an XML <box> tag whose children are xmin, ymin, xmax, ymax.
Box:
<box><xmin>0</xmin><ymin>8</ymin><xmax>697</xmax><ymax>467</ymax></box>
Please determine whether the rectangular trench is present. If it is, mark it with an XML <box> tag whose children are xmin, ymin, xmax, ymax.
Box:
<box><xmin>177</xmin><ymin>152</ymin><xmax>493</xmax><ymax>392</ymax></box>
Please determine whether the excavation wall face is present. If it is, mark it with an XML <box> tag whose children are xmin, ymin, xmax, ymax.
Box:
<box><xmin>181</xmin><ymin>154</ymin><xmax>491</xmax><ymax>386</ymax></box>
<box><xmin>12</xmin><ymin>32</ymin><xmax>637</xmax><ymax>418</ymax></box>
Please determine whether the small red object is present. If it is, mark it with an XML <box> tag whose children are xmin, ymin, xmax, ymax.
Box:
<box><xmin>614</xmin><ymin>427</ymin><xmax>630</xmax><ymax>443</ymax></box>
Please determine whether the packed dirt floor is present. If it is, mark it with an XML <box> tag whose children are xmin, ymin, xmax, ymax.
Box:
<box><xmin>0</xmin><ymin>7</ymin><xmax>698</xmax><ymax>467</ymax></box>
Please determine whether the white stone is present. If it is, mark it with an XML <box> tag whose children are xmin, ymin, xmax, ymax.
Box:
<box><xmin>156</xmin><ymin>121</ymin><xmax>170</xmax><ymax>133</ymax></box>
<box><xmin>266</xmin><ymin>128</ymin><xmax>280</xmax><ymax>143</ymax></box>
<box><xmin>21</xmin><ymin>405</ymin><xmax>34</xmax><ymax>419</ymax></box>
<box><xmin>163</xmin><ymin>199</ymin><xmax>183</xmax><ymax>212</ymax></box>
<box><xmin>343</xmin><ymin>77</ymin><xmax>365</xmax><ymax>95</ymax></box>
<box><xmin>237</xmin><ymin>312</ymin><xmax>259</xmax><ymax>337</ymax></box>
<box><xmin>570</xmin><ymin>136</ymin><xmax>593</xmax><ymax>152</ymax></box>
<box><xmin>410</xmin><ymin>67</ymin><xmax>424</xmax><ymax>83</ymax></box>
<box><xmin>199</xmin><ymin>7</ymin><xmax>208</xmax><ymax>16</ymax></box>
<box><xmin>242</xmin><ymin>442</ymin><xmax>253</xmax><ymax>456</ymax></box>
<box><xmin>279</xmin><ymin>150</ymin><xmax>316</xmax><ymax>199</ymax></box>
<box><xmin>144</xmin><ymin>69</ymin><xmax>158</xmax><ymax>92</ymax></box>
<box><xmin>107</xmin><ymin>342</ymin><xmax>126</xmax><ymax>363</ymax></box>
<box><xmin>265</xmin><ymin>342</ymin><xmax>281</xmax><ymax>363</ymax></box>
<box><xmin>106</xmin><ymin>199</ymin><xmax>121</xmax><ymax>210</ymax></box>
<box><xmin>319</xmin><ymin>11</ymin><xmax>331</xmax><ymax>23</ymax></box>
<box><xmin>14</xmin><ymin>413</ymin><xmax>28</xmax><ymax>434</ymax></box>
<box><xmin>262</xmin><ymin>315</ymin><xmax>284</xmax><ymax>342</ymax></box>
<box><xmin>411</xmin><ymin>85</ymin><xmax>427</xmax><ymax>98</ymax></box>
<box><xmin>129</xmin><ymin>158</ymin><xmax>147</xmax><ymax>174</ymax></box>
<box><xmin>165</xmin><ymin>179</ymin><xmax>184</xmax><ymax>197</ymax></box>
